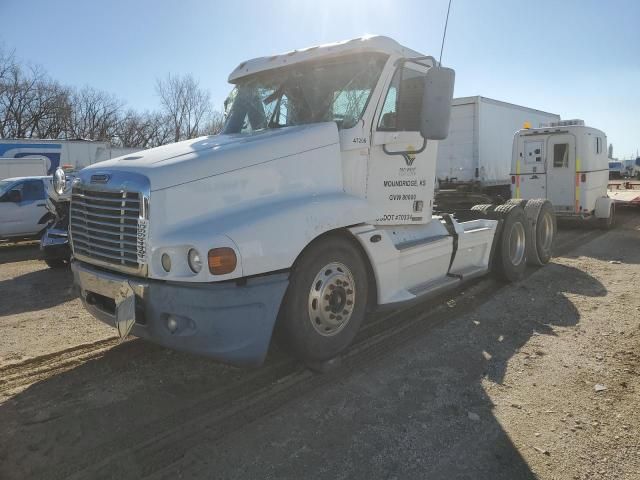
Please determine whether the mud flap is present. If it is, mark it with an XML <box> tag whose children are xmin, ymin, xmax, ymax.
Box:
<box><xmin>115</xmin><ymin>283</ymin><xmax>136</xmax><ymax>340</ymax></box>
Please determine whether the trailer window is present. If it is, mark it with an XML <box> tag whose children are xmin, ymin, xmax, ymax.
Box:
<box><xmin>595</xmin><ymin>137</ymin><xmax>602</xmax><ymax>154</ymax></box>
<box><xmin>377</xmin><ymin>66</ymin><xmax>425</xmax><ymax>131</ymax></box>
<box><xmin>553</xmin><ymin>143</ymin><xmax>569</xmax><ymax>168</ymax></box>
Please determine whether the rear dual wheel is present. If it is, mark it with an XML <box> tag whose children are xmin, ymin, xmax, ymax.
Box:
<box><xmin>524</xmin><ymin>199</ymin><xmax>555</xmax><ymax>266</ymax></box>
<box><xmin>472</xmin><ymin>201</ymin><xmax>555</xmax><ymax>281</ymax></box>
<box><xmin>491</xmin><ymin>204</ymin><xmax>528</xmax><ymax>282</ymax></box>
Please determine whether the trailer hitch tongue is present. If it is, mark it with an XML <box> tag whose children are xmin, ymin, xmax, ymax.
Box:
<box><xmin>114</xmin><ymin>282</ymin><xmax>136</xmax><ymax>340</ymax></box>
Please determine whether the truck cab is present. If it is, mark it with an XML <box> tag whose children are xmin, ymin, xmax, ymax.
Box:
<box><xmin>71</xmin><ymin>36</ymin><xmax>551</xmax><ymax>366</ymax></box>
<box><xmin>511</xmin><ymin>120</ymin><xmax>614</xmax><ymax>227</ymax></box>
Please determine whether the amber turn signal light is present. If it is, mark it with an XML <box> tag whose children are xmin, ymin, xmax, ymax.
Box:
<box><xmin>208</xmin><ymin>247</ymin><xmax>237</xmax><ymax>275</ymax></box>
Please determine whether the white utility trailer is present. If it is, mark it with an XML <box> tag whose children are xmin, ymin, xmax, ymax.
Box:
<box><xmin>69</xmin><ymin>36</ymin><xmax>556</xmax><ymax>367</ymax></box>
<box><xmin>511</xmin><ymin>119</ymin><xmax>615</xmax><ymax>228</ymax></box>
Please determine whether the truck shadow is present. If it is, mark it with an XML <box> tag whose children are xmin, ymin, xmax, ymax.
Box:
<box><xmin>0</xmin><ymin>242</ymin><xmax>42</xmax><ymax>265</ymax></box>
<box><xmin>0</xmin><ymin>264</ymin><xmax>605</xmax><ymax>480</ymax></box>
<box><xmin>0</xmin><ymin>267</ymin><xmax>75</xmax><ymax>317</ymax></box>
<box><xmin>557</xmin><ymin>208</ymin><xmax>640</xmax><ymax>265</ymax></box>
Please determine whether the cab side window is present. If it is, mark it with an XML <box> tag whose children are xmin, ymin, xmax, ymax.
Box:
<box><xmin>377</xmin><ymin>66</ymin><xmax>425</xmax><ymax>131</ymax></box>
<box><xmin>21</xmin><ymin>180</ymin><xmax>45</xmax><ymax>201</ymax></box>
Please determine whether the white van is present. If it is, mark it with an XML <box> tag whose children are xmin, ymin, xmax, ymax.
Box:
<box><xmin>0</xmin><ymin>176</ymin><xmax>50</xmax><ymax>240</ymax></box>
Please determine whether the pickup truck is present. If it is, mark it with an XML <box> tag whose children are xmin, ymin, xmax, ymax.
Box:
<box><xmin>70</xmin><ymin>36</ymin><xmax>555</xmax><ymax>367</ymax></box>
<box><xmin>0</xmin><ymin>176</ymin><xmax>50</xmax><ymax>240</ymax></box>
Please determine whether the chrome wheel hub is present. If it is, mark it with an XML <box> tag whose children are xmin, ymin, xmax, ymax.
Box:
<box><xmin>539</xmin><ymin>212</ymin><xmax>554</xmax><ymax>251</ymax></box>
<box><xmin>308</xmin><ymin>262</ymin><xmax>356</xmax><ymax>336</ymax></box>
<box><xmin>508</xmin><ymin>221</ymin><xmax>526</xmax><ymax>266</ymax></box>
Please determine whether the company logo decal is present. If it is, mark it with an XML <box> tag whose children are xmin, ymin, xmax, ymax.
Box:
<box><xmin>402</xmin><ymin>145</ymin><xmax>417</xmax><ymax>166</ymax></box>
<box><xmin>90</xmin><ymin>174</ymin><xmax>111</xmax><ymax>184</ymax></box>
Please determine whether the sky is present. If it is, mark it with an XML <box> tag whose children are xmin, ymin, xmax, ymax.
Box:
<box><xmin>1</xmin><ymin>0</ymin><xmax>639</xmax><ymax>158</ymax></box>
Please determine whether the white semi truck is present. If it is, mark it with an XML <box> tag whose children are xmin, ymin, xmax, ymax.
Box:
<box><xmin>70</xmin><ymin>36</ymin><xmax>555</xmax><ymax>367</ymax></box>
<box><xmin>511</xmin><ymin>119</ymin><xmax>615</xmax><ymax>228</ymax></box>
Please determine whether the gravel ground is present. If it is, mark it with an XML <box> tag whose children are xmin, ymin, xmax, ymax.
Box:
<box><xmin>0</xmin><ymin>211</ymin><xmax>638</xmax><ymax>479</ymax></box>
<box><xmin>0</xmin><ymin>242</ymin><xmax>115</xmax><ymax>366</ymax></box>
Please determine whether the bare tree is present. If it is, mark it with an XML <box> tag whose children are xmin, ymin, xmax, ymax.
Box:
<box><xmin>202</xmin><ymin>110</ymin><xmax>225</xmax><ymax>136</ymax></box>
<box><xmin>156</xmin><ymin>73</ymin><xmax>211</xmax><ymax>142</ymax></box>
<box><xmin>66</xmin><ymin>86</ymin><xmax>123</xmax><ymax>141</ymax></box>
<box><xmin>1</xmin><ymin>47</ymin><xmax>224</xmax><ymax>147</ymax></box>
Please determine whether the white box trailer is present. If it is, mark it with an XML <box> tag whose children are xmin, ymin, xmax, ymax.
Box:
<box><xmin>0</xmin><ymin>157</ymin><xmax>48</xmax><ymax>180</ymax></box>
<box><xmin>436</xmin><ymin>96</ymin><xmax>560</xmax><ymax>197</ymax></box>
<box><xmin>0</xmin><ymin>139</ymin><xmax>142</xmax><ymax>175</ymax></box>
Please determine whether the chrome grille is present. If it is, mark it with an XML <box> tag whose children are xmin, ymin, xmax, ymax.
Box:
<box><xmin>70</xmin><ymin>186</ymin><xmax>143</xmax><ymax>272</ymax></box>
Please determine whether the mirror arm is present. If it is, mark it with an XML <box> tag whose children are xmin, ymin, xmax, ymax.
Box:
<box><xmin>382</xmin><ymin>138</ymin><xmax>427</xmax><ymax>157</ymax></box>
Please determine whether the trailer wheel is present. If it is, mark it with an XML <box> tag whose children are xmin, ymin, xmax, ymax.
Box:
<box><xmin>491</xmin><ymin>203</ymin><xmax>528</xmax><ymax>282</ymax></box>
<box><xmin>524</xmin><ymin>199</ymin><xmax>556</xmax><ymax>266</ymax></box>
<box><xmin>599</xmin><ymin>203</ymin><xmax>615</xmax><ymax>230</ymax></box>
<box><xmin>277</xmin><ymin>236</ymin><xmax>369</xmax><ymax>363</ymax></box>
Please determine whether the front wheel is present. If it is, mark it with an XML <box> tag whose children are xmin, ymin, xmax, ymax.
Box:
<box><xmin>44</xmin><ymin>258</ymin><xmax>69</xmax><ymax>269</ymax></box>
<box><xmin>276</xmin><ymin>236</ymin><xmax>369</xmax><ymax>363</ymax></box>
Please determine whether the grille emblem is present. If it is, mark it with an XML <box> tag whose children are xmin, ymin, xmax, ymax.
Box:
<box><xmin>90</xmin><ymin>174</ymin><xmax>111</xmax><ymax>184</ymax></box>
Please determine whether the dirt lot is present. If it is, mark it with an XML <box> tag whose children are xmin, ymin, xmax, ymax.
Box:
<box><xmin>0</xmin><ymin>211</ymin><xmax>639</xmax><ymax>479</ymax></box>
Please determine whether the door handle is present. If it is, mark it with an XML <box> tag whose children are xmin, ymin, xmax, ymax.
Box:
<box><xmin>37</xmin><ymin>203</ymin><xmax>46</xmax><ymax>207</ymax></box>
<box><xmin>530</xmin><ymin>175</ymin><xmax>538</xmax><ymax>179</ymax></box>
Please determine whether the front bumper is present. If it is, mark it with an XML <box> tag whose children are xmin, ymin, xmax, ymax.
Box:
<box><xmin>71</xmin><ymin>261</ymin><xmax>289</xmax><ymax>366</ymax></box>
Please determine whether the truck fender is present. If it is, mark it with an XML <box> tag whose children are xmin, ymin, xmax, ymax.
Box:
<box><xmin>595</xmin><ymin>196</ymin><xmax>614</xmax><ymax>218</ymax></box>
<box><xmin>223</xmin><ymin>192</ymin><xmax>374</xmax><ymax>277</ymax></box>
<box><xmin>153</xmin><ymin>192</ymin><xmax>374</xmax><ymax>281</ymax></box>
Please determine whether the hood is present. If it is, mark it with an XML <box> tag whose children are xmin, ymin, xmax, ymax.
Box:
<box><xmin>83</xmin><ymin>123</ymin><xmax>339</xmax><ymax>191</ymax></box>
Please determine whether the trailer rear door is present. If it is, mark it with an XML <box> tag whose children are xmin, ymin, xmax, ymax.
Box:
<box><xmin>546</xmin><ymin>134</ymin><xmax>576</xmax><ymax>211</ymax></box>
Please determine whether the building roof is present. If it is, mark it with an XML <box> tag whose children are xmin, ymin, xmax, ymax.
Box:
<box><xmin>228</xmin><ymin>35</ymin><xmax>424</xmax><ymax>83</ymax></box>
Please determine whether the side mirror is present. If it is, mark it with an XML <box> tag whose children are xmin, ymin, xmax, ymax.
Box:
<box><xmin>8</xmin><ymin>189</ymin><xmax>22</xmax><ymax>203</ymax></box>
<box><xmin>420</xmin><ymin>67</ymin><xmax>455</xmax><ymax>140</ymax></box>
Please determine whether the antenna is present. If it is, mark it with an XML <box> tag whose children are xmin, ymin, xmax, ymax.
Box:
<box><xmin>439</xmin><ymin>0</ymin><xmax>453</xmax><ymax>65</ymax></box>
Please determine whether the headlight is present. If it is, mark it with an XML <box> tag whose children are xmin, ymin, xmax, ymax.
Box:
<box><xmin>53</xmin><ymin>168</ymin><xmax>66</xmax><ymax>195</ymax></box>
<box><xmin>187</xmin><ymin>248</ymin><xmax>202</xmax><ymax>273</ymax></box>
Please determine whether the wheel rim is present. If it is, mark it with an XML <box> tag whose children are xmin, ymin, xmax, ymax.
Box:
<box><xmin>538</xmin><ymin>212</ymin><xmax>554</xmax><ymax>251</ymax></box>
<box><xmin>507</xmin><ymin>221</ymin><xmax>526</xmax><ymax>266</ymax></box>
<box><xmin>308</xmin><ymin>262</ymin><xmax>356</xmax><ymax>337</ymax></box>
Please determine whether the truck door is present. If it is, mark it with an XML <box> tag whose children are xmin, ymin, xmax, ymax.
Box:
<box><xmin>368</xmin><ymin>63</ymin><xmax>436</xmax><ymax>224</ymax></box>
<box><xmin>517</xmin><ymin>139</ymin><xmax>546</xmax><ymax>199</ymax></box>
<box><xmin>546</xmin><ymin>134</ymin><xmax>576</xmax><ymax>212</ymax></box>
<box><xmin>0</xmin><ymin>179</ymin><xmax>47</xmax><ymax>237</ymax></box>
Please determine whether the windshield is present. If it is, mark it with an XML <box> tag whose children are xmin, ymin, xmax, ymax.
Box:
<box><xmin>223</xmin><ymin>53</ymin><xmax>388</xmax><ymax>134</ymax></box>
<box><xmin>0</xmin><ymin>180</ymin><xmax>14</xmax><ymax>197</ymax></box>
<box><xmin>609</xmin><ymin>162</ymin><xmax>622</xmax><ymax>169</ymax></box>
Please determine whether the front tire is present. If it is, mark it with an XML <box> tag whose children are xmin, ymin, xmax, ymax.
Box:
<box><xmin>44</xmin><ymin>258</ymin><xmax>69</xmax><ymax>269</ymax></box>
<box><xmin>277</xmin><ymin>235</ymin><xmax>369</xmax><ymax>363</ymax></box>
